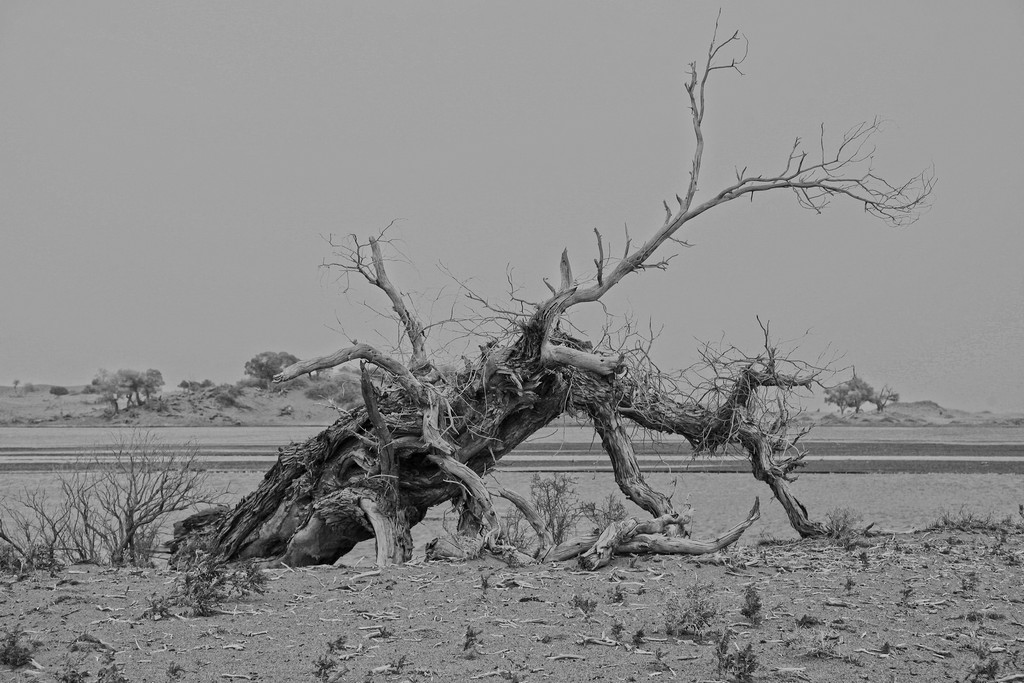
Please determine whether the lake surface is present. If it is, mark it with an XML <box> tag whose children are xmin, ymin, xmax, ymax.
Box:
<box><xmin>3</xmin><ymin>425</ymin><xmax>1023</xmax><ymax>473</ymax></box>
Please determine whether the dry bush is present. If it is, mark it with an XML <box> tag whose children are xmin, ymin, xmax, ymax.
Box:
<box><xmin>579</xmin><ymin>493</ymin><xmax>628</xmax><ymax>530</ymax></box>
<box><xmin>0</xmin><ymin>431</ymin><xmax>220</xmax><ymax>567</ymax></box>
<box><xmin>927</xmin><ymin>505</ymin><xmax>1023</xmax><ymax>533</ymax></box>
<box><xmin>665</xmin><ymin>579</ymin><xmax>718</xmax><ymax>639</ymax></box>
<box><xmin>0</xmin><ymin>624</ymin><xmax>32</xmax><ymax>667</ymax></box>
<box><xmin>824</xmin><ymin>507</ymin><xmax>864</xmax><ymax>548</ymax></box>
<box><xmin>166</xmin><ymin>552</ymin><xmax>267</xmax><ymax>617</ymax></box>
<box><xmin>529</xmin><ymin>474</ymin><xmax>582</xmax><ymax>545</ymax></box>
<box><xmin>303</xmin><ymin>374</ymin><xmax>358</xmax><ymax>406</ymax></box>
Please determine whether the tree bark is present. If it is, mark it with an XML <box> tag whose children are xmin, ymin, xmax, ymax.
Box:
<box><xmin>587</xmin><ymin>401</ymin><xmax>677</xmax><ymax>520</ymax></box>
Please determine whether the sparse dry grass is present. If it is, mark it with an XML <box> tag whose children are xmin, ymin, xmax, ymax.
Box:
<box><xmin>3</xmin><ymin>528</ymin><xmax>1020</xmax><ymax>682</ymax></box>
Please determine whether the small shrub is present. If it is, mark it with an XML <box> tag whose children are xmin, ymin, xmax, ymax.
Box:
<box><xmin>0</xmin><ymin>543</ymin><xmax>20</xmax><ymax>573</ymax></box>
<box><xmin>579</xmin><ymin>494</ymin><xmax>628</xmax><ymax>530</ymax></box>
<box><xmin>740</xmin><ymin>585</ymin><xmax>762</xmax><ymax>625</ymax></box>
<box><xmin>714</xmin><ymin>629</ymin><xmax>732</xmax><ymax>675</ymax></box>
<box><xmin>463</xmin><ymin>625</ymin><xmax>482</xmax><ymax>652</ymax></box>
<box><xmin>665</xmin><ymin>579</ymin><xmax>717</xmax><ymax>639</ymax></box>
<box><xmin>313</xmin><ymin>653</ymin><xmax>338</xmax><ymax>682</ymax></box>
<box><xmin>97</xmin><ymin>651</ymin><xmax>128</xmax><ymax>683</ymax></box>
<box><xmin>386</xmin><ymin>655</ymin><xmax>409</xmax><ymax>675</ymax></box>
<box><xmin>713</xmin><ymin>630</ymin><xmax>758</xmax><ymax>681</ymax></box>
<box><xmin>530</xmin><ymin>474</ymin><xmax>582</xmax><ymax>545</ymax></box>
<box><xmin>610</xmin><ymin>619</ymin><xmax>625</xmax><ymax>641</ymax></box>
<box><xmin>56</xmin><ymin>657</ymin><xmax>88</xmax><ymax>683</ymax></box>
<box><xmin>733</xmin><ymin>643</ymin><xmax>759</xmax><ymax>682</ymax></box>
<box><xmin>569</xmin><ymin>594</ymin><xmax>597</xmax><ymax>616</ymax></box>
<box><xmin>143</xmin><ymin>593</ymin><xmax>174</xmax><ymax>621</ymax></box>
<box><xmin>501</xmin><ymin>506</ymin><xmax>532</xmax><ymax>553</ymax></box>
<box><xmin>824</xmin><ymin>507</ymin><xmax>863</xmax><ymax>547</ymax></box>
<box><xmin>927</xmin><ymin>506</ymin><xmax>1012</xmax><ymax>533</ymax></box>
<box><xmin>49</xmin><ymin>385</ymin><xmax>70</xmax><ymax>397</ymax></box>
<box><xmin>56</xmin><ymin>666</ymin><xmax>87</xmax><ymax>683</ymax></box>
<box><xmin>632</xmin><ymin>628</ymin><xmax>646</xmax><ymax>647</ymax></box>
<box><xmin>211</xmin><ymin>384</ymin><xmax>244</xmax><ymax>408</ymax></box>
<box><xmin>304</xmin><ymin>376</ymin><xmax>357</xmax><ymax>404</ymax></box>
<box><xmin>462</xmin><ymin>625</ymin><xmax>483</xmax><ymax>659</ymax></box>
<box><xmin>326</xmin><ymin>635</ymin><xmax>347</xmax><ymax>653</ymax></box>
<box><xmin>966</xmin><ymin>656</ymin><xmax>1000</xmax><ymax>682</ymax></box>
<box><xmin>170</xmin><ymin>553</ymin><xmax>267</xmax><ymax>617</ymax></box>
<box><xmin>0</xmin><ymin>541</ymin><xmax>63</xmax><ymax>575</ymax></box>
<box><xmin>234</xmin><ymin>559</ymin><xmax>269</xmax><ymax>594</ymax></box>
<box><xmin>0</xmin><ymin>625</ymin><xmax>32</xmax><ymax>667</ymax></box>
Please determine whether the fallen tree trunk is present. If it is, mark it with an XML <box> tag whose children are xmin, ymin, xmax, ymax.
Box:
<box><xmin>170</xmin><ymin>22</ymin><xmax>930</xmax><ymax>569</ymax></box>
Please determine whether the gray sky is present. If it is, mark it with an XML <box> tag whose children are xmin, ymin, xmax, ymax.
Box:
<box><xmin>2</xmin><ymin>2</ymin><xmax>1022</xmax><ymax>412</ymax></box>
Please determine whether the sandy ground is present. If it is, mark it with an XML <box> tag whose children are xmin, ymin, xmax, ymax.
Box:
<box><xmin>2</xmin><ymin>528</ymin><xmax>1023</xmax><ymax>683</ymax></box>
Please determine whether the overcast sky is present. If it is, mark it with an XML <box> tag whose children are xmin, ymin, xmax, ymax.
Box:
<box><xmin>2</xmin><ymin>2</ymin><xmax>1022</xmax><ymax>412</ymax></box>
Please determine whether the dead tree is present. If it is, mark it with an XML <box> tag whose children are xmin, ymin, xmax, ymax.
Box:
<box><xmin>173</xmin><ymin>24</ymin><xmax>932</xmax><ymax>569</ymax></box>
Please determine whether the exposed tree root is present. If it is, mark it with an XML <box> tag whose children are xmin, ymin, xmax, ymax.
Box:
<box><xmin>553</xmin><ymin>498</ymin><xmax>761</xmax><ymax>570</ymax></box>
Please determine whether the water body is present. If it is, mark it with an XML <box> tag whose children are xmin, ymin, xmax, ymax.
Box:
<box><xmin>3</xmin><ymin>426</ymin><xmax>1023</xmax><ymax>473</ymax></box>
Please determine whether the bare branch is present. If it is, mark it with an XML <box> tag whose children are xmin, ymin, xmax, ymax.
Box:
<box><xmin>558</xmin><ymin>248</ymin><xmax>573</xmax><ymax>292</ymax></box>
<box><xmin>368</xmin><ymin>237</ymin><xmax>429</xmax><ymax>371</ymax></box>
<box><xmin>275</xmin><ymin>342</ymin><xmax>426</xmax><ymax>405</ymax></box>
<box><xmin>530</xmin><ymin>30</ymin><xmax>930</xmax><ymax>326</ymax></box>
<box><xmin>323</xmin><ymin>228</ymin><xmax>430</xmax><ymax>372</ymax></box>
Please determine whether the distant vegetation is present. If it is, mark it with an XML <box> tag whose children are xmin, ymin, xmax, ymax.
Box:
<box><xmin>2</xmin><ymin>349</ymin><xmax>367</xmax><ymax>424</ymax></box>
<box><xmin>178</xmin><ymin>378</ymin><xmax>215</xmax><ymax>392</ymax></box>
<box><xmin>243</xmin><ymin>351</ymin><xmax>300</xmax><ymax>389</ymax></box>
<box><xmin>86</xmin><ymin>368</ymin><xmax>165</xmax><ymax>414</ymax></box>
<box><xmin>825</xmin><ymin>374</ymin><xmax>899</xmax><ymax>414</ymax></box>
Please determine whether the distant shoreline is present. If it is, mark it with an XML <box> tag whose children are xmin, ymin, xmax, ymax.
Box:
<box><xmin>3</xmin><ymin>441</ymin><xmax>1023</xmax><ymax>474</ymax></box>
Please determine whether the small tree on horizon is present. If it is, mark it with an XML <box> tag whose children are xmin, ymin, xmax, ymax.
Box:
<box><xmin>244</xmin><ymin>351</ymin><xmax>300</xmax><ymax>389</ymax></box>
<box><xmin>142</xmin><ymin>369</ymin><xmax>164</xmax><ymax>402</ymax></box>
<box><xmin>90</xmin><ymin>368</ymin><xmax>165</xmax><ymax>414</ymax></box>
<box><xmin>92</xmin><ymin>370</ymin><xmax>122</xmax><ymax>414</ymax></box>
<box><xmin>869</xmin><ymin>385</ymin><xmax>900</xmax><ymax>412</ymax></box>
<box><xmin>826</xmin><ymin>376</ymin><xmax>901</xmax><ymax>414</ymax></box>
<box><xmin>825</xmin><ymin>375</ymin><xmax>874</xmax><ymax>414</ymax></box>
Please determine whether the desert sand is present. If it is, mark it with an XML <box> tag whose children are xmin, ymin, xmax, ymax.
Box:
<box><xmin>2</xmin><ymin>526</ymin><xmax>1023</xmax><ymax>682</ymax></box>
